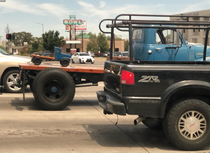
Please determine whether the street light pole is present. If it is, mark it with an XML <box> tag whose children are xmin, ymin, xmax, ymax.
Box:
<box><xmin>36</xmin><ymin>22</ymin><xmax>44</xmax><ymax>35</ymax></box>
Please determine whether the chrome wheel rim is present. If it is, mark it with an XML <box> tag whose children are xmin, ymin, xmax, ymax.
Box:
<box><xmin>178</xmin><ymin>110</ymin><xmax>206</xmax><ymax>140</ymax></box>
<box><xmin>7</xmin><ymin>73</ymin><xmax>21</xmax><ymax>91</ymax></box>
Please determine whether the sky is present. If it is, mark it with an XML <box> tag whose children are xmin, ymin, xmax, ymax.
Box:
<box><xmin>0</xmin><ymin>0</ymin><xmax>210</xmax><ymax>40</ymax></box>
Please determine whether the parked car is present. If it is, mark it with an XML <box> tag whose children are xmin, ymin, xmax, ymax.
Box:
<box><xmin>103</xmin><ymin>52</ymin><xmax>109</xmax><ymax>57</ymax></box>
<box><xmin>114</xmin><ymin>51</ymin><xmax>129</xmax><ymax>57</ymax></box>
<box><xmin>86</xmin><ymin>51</ymin><xmax>95</xmax><ymax>57</ymax></box>
<box><xmin>42</xmin><ymin>50</ymin><xmax>53</xmax><ymax>57</ymax></box>
<box><xmin>30</xmin><ymin>52</ymin><xmax>42</xmax><ymax>57</ymax></box>
<box><xmin>0</xmin><ymin>49</ymin><xmax>31</xmax><ymax>93</ymax></box>
<box><xmin>71</xmin><ymin>52</ymin><xmax>95</xmax><ymax>64</ymax></box>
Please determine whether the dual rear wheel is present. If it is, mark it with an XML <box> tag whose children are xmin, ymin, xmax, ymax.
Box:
<box><xmin>32</xmin><ymin>68</ymin><xmax>75</xmax><ymax>110</ymax></box>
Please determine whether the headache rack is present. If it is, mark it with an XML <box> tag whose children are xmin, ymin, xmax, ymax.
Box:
<box><xmin>99</xmin><ymin>14</ymin><xmax>210</xmax><ymax>63</ymax></box>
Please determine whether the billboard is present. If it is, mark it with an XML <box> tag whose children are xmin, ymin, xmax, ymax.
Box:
<box><xmin>76</xmin><ymin>20</ymin><xmax>87</xmax><ymax>30</ymax></box>
<box><xmin>63</xmin><ymin>15</ymin><xmax>87</xmax><ymax>31</ymax></box>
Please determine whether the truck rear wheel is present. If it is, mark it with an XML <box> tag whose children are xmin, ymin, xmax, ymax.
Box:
<box><xmin>33</xmin><ymin>57</ymin><xmax>42</xmax><ymax>65</ymax></box>
<box><xmin>32</xmin><ymin>68</ymin><xmax>75</xmax><ymax>110</ymax></box>
<box><xmin>163</xmin><ymin>98</ymin><xmax>210</xmax><ymax>150</ymax></box>
<box><xmin>60</xmin><ymin>58</ymin><xmax>70</xmax><ymax>67</ymax></box>
<box><xmin>142</xmin><ymin>117</ymin><xmax>163</xmax><ymax>130</ymax></box>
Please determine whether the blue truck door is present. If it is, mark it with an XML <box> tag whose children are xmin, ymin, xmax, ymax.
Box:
<box><xmin>154</xmin><ymin>44</ymin><xmax>175</xmax><ymax>61</ymax></box>
<box><xmin>173</xmin><ymin>34</ymin><xmax>194</xmax><ymax>61</ymax></box>
<box><xmin>154</xmin><ymin>29</ymin><xmax>176</xmax><ymax>61</ymax></box>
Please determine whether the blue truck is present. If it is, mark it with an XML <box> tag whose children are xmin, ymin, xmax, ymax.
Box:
<box><xmin>31</xmin><ymin>47</ymin><xmax>71</xmax><ymax>67</ymax></box>
<box><xmin>132</xmin><ymin>28</ymin><xmax>210</xmax><ymax>62</ymax></box>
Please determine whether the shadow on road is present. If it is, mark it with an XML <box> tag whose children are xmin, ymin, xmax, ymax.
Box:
<box><xmin>81</xmin><ymin>124</ymin><xmax>210</xmax><ymax>151</ymax></box>
<box><xmin>10</xmin><ymin>98</ymin><xmax>71</xmax><ymax>111</ymax></box>
<box><xmin>70</xmin><ymin>99</ymin><xmax>99</xmax><ymax>107</ymax></box>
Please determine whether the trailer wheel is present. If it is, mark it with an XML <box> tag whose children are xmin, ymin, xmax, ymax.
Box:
<box><xmin>163</xmin><ymin>98</ymin><xmax>210</xmax><ymax>150</ymax></box>
<box><xmin>142</xmin><ymin>117</ymin><xmax>163</xmax><ymax>130</ymax></box>
<box><xmin>60</xmin><ymin>58</ymin><xmax>70</xmax><ymax>67</ymax></box>
<box><xmin>33</xmin><ymin>57</ymin><xmax>42</xmax><ymax>65</ymax></box>
<box><xmin>33</xmin><ymin>68</ymin><xmax>75</xmax><ymax>110</ymax></box>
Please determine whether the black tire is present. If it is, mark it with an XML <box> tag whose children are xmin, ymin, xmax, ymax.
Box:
<box><xmin>3</xmin><ymin>70</ymin><xmax>22</xmax><ymax>93</ymax></box>
<box><xmin>31</xmin><ymin>57</ymin><xmax>35</xmax><ymax>63</ymax></box>
<box><xmin>33</xmin><ymin>57</ymin><xmax>42</xmax><ymax>65</ymax></box>
<box><xmin>60</xmin><ymin>58</ymin><xmax>70</xmax><ymax>67</ymax></box>
<box><xmin>79</xmin><ymin>59</ymin><xmax>82</xmax><ymax>64</ymax></box>
<box><xmin>72</xmin><ymin>59</ymin><xmax>75</xmax><ymax>63</ymax></box>
<box><xmin>29</xmin><ymin>81</ymin><xmax>34</xmax><ymax>92</ymax></box>
<box><xmin>163</xmin><ymin>98</ymin><xmax>210</xmax><ymax>150</ymax></box>
<box><xmin>32</xmin><ymin>68</ymin><xmax>75</xmax><ymax>110</ymax></box>
<box><xmin>142</xmin><ymin>117</ymin><xmax>163</xmax><ymax>130</ymax></box>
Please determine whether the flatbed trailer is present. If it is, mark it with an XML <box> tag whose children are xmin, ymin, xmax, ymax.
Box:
<box><xmin>31</xmin><ymin>47</ymin><xmax>72</xmax><ymax>67</ymax></box>
<box><xmin>19</xmin><ymin>63</ymin><xmax>104</xmax><ymax>110</ymax></box>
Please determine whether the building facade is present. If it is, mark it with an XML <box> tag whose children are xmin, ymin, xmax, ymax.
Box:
<box><xmin>171</xmin><ymin>9</ymin><xmax>210</xmax><ymax>45</ymax></box>
<box><xmin>60</xmin><ymin>35</ymin><xmax>125</xmax><ymax>54</ymax></box>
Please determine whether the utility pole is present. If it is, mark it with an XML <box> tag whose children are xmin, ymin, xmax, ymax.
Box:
<box><xmin>82</xmin><ymin>30</ymin><xmax>83</xmax><ymax>52</ymax></box>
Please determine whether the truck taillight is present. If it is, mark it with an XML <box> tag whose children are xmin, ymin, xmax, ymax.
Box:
<box><xmin>120</xmin><ymin>70</ymin><xmax>134</xmax><ymax>85</ymax></box>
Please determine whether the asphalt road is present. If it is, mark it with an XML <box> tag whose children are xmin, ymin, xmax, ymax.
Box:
<box><xmin>0</xmin><ymin>59</ymin><xmax>209</xmax><ymax>153</ymax></box>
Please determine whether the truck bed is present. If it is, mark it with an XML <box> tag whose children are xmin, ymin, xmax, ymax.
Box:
<box><xmin>19</xmin><ymin>63</ymin><xmax>104</xmax><ymax>74</ymax></box>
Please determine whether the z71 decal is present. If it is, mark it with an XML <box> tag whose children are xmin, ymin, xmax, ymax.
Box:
<box><xmin>138</xmin><ymin>75</ymin><xmax>160</xmax><ymax>83</ymax></box>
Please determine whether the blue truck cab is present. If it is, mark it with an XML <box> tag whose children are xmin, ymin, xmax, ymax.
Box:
<box><xmin>133</xmin><ymin>28</ymin><xmax>210</xmax><ymax>61</ymax></box>
<box><xmin>54</xmin><ymin>47</ymin><xmax>71</xmax><ymax>61</ymax></box>
<box><xmin>54</xmin><ymin>47</ymin><xmax>71</xmax><ymax>66</ymax></box>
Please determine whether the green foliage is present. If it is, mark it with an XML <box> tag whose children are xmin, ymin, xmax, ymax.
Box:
<box><xmin>97</xmin><ymin>33</ymin><xmax>109</xmax><ymax>53</ymax></box>
<box><xmin>124</xmin><ymin>40</ymin><xmax>129</xmax><ymax>51</ymax></box>
<box><xmin>32</xmin><ymin>41</ymin><xmax>39</xmax><ymax>50</ymax></box>
<box><xmin>86</xmin><ymin>33</ymin><xmax>98</xmax><ymax>53</ymax></box>
<box><xmin>86</xmin><ymin>32</ymin><xmax>109</xmax><ymax>53</ymax></box>
<box><xmin>13</xmin><ymin>32</ymin><xmax>34</xmax><ymax>46</ymax></box>
<box><xmin>42</xmin><ymin>30</ymin><xmax>65</xmax><ymax>52</ymax></box>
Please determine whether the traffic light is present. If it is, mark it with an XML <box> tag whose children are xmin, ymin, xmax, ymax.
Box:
<box><xmin>6</xmin><ymin>34</ymin><xmax>11</xmax><ymax>40</ymax></box>
<box><xmin>6</xmin><ymin>34</ymin><xmax>15</xmax><ymax>40</ymax></box>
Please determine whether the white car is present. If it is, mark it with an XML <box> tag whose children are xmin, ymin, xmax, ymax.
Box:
<box><xmin>71</xmin><ymin>52</ymin><xmax>95</xmax><ymax>64</ymax></box>
<box><xmin>0</xmin><ymin>49</ymin><xmax>31</xmax><ymax>93</ymax></box>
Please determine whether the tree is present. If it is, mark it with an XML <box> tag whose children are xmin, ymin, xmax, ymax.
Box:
<box><xmin>42</xmin><ymin>30</ymin><xmax>65</xmax><ymax>52</ymax></box>
<box><xmin>124</xmin><ymin>40</ymin><xmax>129</xmax><ymax>51</ymax></box>
<box><xmin>86</xmin><ymin>33</ymin><xmax>98</xmax><ymax>53</ymax></box>
<box><xmin>13</xmin><ymin>32</ymin><xmax>34</xmax><ymax>46</ymax></box>
<box><xmin>97</xmin><ymin>33</ymin><xmax>109</xmax><ymax>53</ymax></box>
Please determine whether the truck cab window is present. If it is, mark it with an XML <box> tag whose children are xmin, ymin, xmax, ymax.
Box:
<box><xmin>132</xmin><ymin>29</ymin><xmax>142</xmax><ymax>40</ymax></box>
<box><xmin>156</xmin><ymin>29</ymin><xmax>182</xmax><ymax>45</ymax></box>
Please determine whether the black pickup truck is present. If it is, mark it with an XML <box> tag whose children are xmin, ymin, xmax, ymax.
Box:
<box><xmin>97</xmin><ymin>14</ymin><xmax>210</xmax><ymax>150</ymax></box>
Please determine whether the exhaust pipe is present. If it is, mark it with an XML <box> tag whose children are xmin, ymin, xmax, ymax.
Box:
<box><xmin>134</xmin><ymin>116</ymin><xmax>145</xmax><ymax>125</ymax></box>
